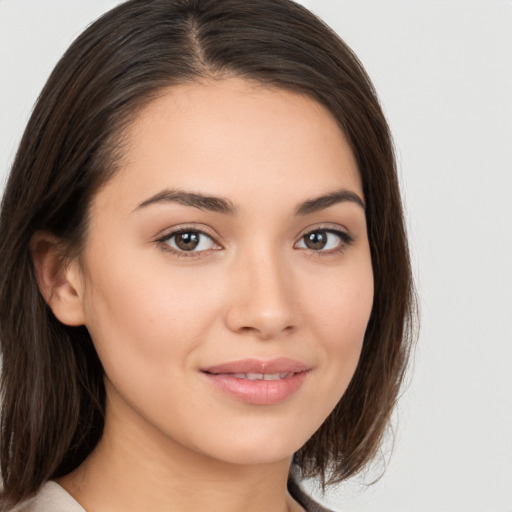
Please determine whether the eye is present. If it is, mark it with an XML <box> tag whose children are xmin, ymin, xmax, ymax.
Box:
<box><xmin>295</xmin><ymin>229</ymin><xmax>353</xmax><ymax>252</ymax></box>
<box><xmin>159</xmin><ymin>229</ymin><xmax>220</xmax><ymax>254</ymax></box>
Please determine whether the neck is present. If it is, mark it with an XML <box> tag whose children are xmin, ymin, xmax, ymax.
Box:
<box><xmin>57</xmin><ymin>391</ymin><xmax>303</xmax><ymax>512</ymax></box>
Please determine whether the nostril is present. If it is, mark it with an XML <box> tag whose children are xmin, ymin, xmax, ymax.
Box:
<box><xmin>237</xmin><ymin>324</ymin><xmax>295</xmax><ymax>340</ymax></box>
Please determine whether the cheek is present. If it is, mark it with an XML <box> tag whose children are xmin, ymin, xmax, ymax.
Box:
<box><xmin>80</xmin><ymin>261</ymin><xmax>223</xmax><ymax>439</ymax></box>
<box><xmin>307</xmin><ymin>256</ymin><xmax>374</xmax><ymax>343</ymax></box>
<box><xmin>80</xmin><ymin>253</ymin><xmax>224</xmax><ymax>377</ymax></box>
<box><xmin>304</xmin><ymin>257</ymin><xmax>374</xmax><ymax>384</ymax></box>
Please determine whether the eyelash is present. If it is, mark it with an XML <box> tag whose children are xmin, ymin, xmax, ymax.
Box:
<box><xmin>155</xmin><ymin>225</ymin><xmax>354</xmax><ymax>259</ymax></box>
<box><xmin>296</xmin><ymin>226</ymin><xmax>355</xmax><ymax>256</ymax></box>
<box><xmin>155</xmin><ymin>227</ymin><xmax>220</xmax><ymax>259</ymax></box>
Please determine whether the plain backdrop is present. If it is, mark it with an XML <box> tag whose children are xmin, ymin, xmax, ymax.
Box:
<box><xmin>1</xmin><ymin>1</ymin><xmax>511</xmax><ymax>511</ymax></box>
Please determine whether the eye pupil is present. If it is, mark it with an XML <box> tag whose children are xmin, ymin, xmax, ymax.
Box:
<box><xmin>175</xmin><ymin>232</ymin><xmax>200</xmax><ymax>251</ymax></box>
<box><xmin>304</xmin><ymin>231</ymin><xmax>327</xmax><ymax>250</ymax></box>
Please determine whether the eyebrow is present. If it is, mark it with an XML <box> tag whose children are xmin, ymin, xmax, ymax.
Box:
<box><xmin>135</xmin><ymin>187</ymin><xmax>364</xmax><ymax>215</ymax></box>
<box><xmin>295</xmin><ymin>189</ymin><xmax>365</xmax><ymax>215</ymax></box>
<box><xmin>136</xmin><ymin>189</ymin><xmax>237</xmax><ymax>215</ymax></box>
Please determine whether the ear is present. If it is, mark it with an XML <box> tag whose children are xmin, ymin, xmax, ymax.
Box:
<box><xmin>31</xmin><ymin>232</ymin><xmax>86</xmax><ymax>326</ymax></box>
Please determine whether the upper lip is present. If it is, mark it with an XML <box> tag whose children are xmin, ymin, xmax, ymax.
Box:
<box><xmin>201</xmin><ymin>357</ymin><xmax>310</xmax><ymax>375</ymax></box>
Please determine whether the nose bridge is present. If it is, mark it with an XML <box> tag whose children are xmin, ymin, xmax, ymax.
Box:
<box><xmin>225</xmin><ymin>240</ymin><xmax>297</xmax><ymax>338</ymax></box>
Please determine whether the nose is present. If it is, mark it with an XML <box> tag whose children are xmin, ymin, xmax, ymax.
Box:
<box><xmin>224</xmin><ymin>249</ymin><xmax>298</xmax><ymax>340</ymax></box>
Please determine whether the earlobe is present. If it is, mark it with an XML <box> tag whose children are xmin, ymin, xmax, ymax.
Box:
<box><xmin>31</xmin><ymin>232</ymin><xmax>86</xmax><ymax>326</ymax></box>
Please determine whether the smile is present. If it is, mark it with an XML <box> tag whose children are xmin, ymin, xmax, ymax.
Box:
<box><xmin>201</xmin><ymin>358</ymin><xmax>310</xmax><ymax>405</ymax></box>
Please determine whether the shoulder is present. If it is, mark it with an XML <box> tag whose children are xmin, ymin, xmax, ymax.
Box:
<box><xmin>9</xmin><ymin>482</ymin><xmax>86</xmax><ymax>512</ymax></box>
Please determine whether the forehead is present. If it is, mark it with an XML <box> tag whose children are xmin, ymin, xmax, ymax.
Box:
<box><xmin>95</xmin><ymin>77</ymin><xmax>362</xmax><ymax>213</ymax></box>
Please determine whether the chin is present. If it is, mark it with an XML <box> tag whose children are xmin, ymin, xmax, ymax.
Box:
<box><xmin>205</xmin><ymin>443</ymin><xmax>298</xmax><ymax>467</ymax></box>
<box><xmin>188</xmin><ymin>421</ymin><xmax>312</xmax><ymax>467</ymax></box>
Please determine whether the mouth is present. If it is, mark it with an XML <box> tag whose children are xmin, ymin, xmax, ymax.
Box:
<box><xmin>222</xmin><ymin>372</ymin><xmax>296</xmax><ymax>381</ymax></box>
<box><xmin>200</xmin><ymin>358</ymin><xmax>310</xmax><ymax>405</ymax></box>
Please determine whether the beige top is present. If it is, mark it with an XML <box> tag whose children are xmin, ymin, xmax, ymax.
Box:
<box><xmin>11</xmin><ymin>482</ymin><xmax>85</xmax><ymax>512</ymax></box>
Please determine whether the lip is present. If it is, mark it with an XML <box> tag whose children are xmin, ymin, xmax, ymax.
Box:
<box><xmin>201</xmin><ymin>358</ymin><xmax>311</xmax><ymax>405</ymax></box>
<box><xmin>202</xmin><ymin>357</ymin><xmax>310</xmax><ymax>375</ymax></box>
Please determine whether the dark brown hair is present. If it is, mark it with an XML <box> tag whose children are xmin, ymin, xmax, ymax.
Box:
<box><xmin>0</xmin><ymin>0</ymin><xmax>415</xmax><ymax>508</ymax></box>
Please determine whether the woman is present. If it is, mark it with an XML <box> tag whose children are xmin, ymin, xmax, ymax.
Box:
<box><xmin>0</xmin><ymin>0</ymin><xmax>415</xmax><ymax>511</ymax></box>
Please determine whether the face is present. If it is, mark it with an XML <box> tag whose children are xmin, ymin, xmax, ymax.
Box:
<box><xmin>74</xmin><ymin>78</ymin><xmax>373</xmax><ymax>465</ymax></box>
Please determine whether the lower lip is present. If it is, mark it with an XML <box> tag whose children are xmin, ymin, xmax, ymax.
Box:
<box><xmin>202</xmin><ymin>371</ymin><xmax>309</xmax><ymax>405</ymax></box>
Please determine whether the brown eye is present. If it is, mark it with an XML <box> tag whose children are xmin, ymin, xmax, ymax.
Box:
<box><xmin>163</xmin><ymin>230</ymin><xmax>219</xmax><ymax>253</ymax></box>
<box><xmin>295</xmin><ymin>229</ymin><xmax>353</xmax><ymax>252</ymax></box>
<box><xmin>304</xmin><ymin>231</ymin><xmax>329</xmax><ymax>250</ymax></box>
<box><xmin>175</xmin><ymin>232</ymin><xmax>200</xmax><ymax>251</ymax></box>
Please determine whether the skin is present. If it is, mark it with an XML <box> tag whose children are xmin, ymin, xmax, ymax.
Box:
<box><xmin>36</xmin><ymin>78</ymin><xmax>374</xmax><ymax>512</ymax></box>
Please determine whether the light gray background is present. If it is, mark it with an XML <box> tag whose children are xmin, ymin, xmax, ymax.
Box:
<box><xmin>1</xmin><ymin>1</ymin><xmax>511</xmax><ymax>511</ymax></box>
